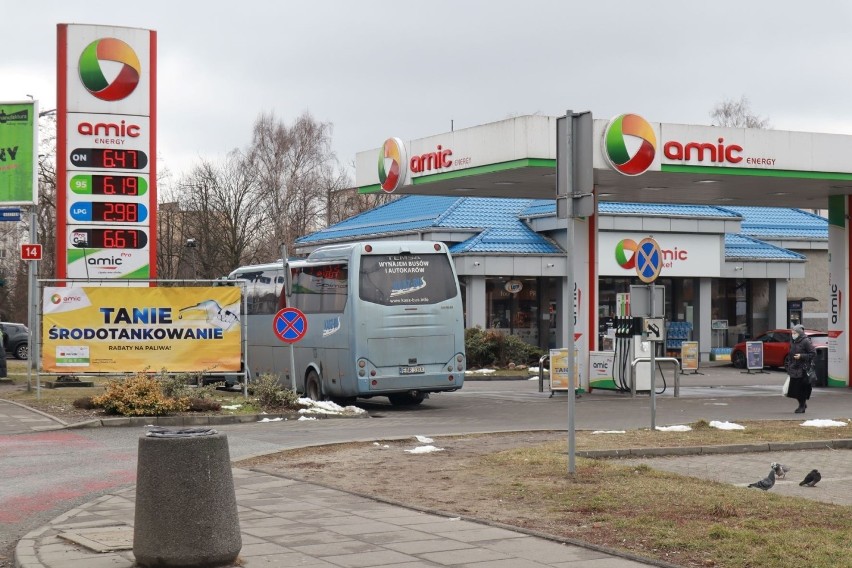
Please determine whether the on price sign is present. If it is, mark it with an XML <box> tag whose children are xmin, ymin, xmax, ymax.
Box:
<box><xmin>21</xmin><ymin>243</ymin><xmax>43</xmax><ymax>260</ymax></box>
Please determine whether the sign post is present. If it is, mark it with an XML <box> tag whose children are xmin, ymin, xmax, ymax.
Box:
<box><xmin>635</xmin><ymin>237</ymin><xmax>663</xmax><ymax>430</ymax></box>
<box><xmin>556</xmin><ymin>110</ymin><xmax>592</xmax><ymax>475</ymax></box>
<box><xmin>273</xmin><ymin>306</ymin><xmax>307</xmax><ymax>391</ymax></box>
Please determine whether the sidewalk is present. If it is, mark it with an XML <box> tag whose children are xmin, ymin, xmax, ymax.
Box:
<box><xmin>16</xmin><ymin>467</ymin><xmax>662</xmax><ymax>568</ymax></box>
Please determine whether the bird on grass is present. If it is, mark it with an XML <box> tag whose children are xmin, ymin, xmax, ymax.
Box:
<box><xmin>799</xmin><ymin>469</ymin><xmax>821</xmax><ymax>487</ymax></box>
<box><xmin>748</xmin><ymin>469</ymin><xmax>775</xmax><ymax>490</ymax></box>
<box><xmin>771</xmin><ymin>462</ymin><xmax>790</xmax><ymax>479</ymax></box>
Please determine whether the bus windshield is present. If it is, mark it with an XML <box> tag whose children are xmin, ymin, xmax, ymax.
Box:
<box><xmin>359</xmin><ymin>253</ymin><xmax>458</xmax><ymax>306</ymax></box>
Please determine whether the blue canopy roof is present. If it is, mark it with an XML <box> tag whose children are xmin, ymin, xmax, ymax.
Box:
<box><xmin>297</xmin><ymin>196</ymin><xmax>813</xmax><ymax>261</ymax></box>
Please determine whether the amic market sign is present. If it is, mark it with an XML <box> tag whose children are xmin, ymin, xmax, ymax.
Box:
<box><xmin>598</xmin><ymin>232</ymin><xmax>722</xmax><ymax>277</ymax></box>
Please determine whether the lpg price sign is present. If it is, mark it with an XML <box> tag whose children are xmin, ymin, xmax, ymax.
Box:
<box><xmin>57</xmin><ymin>25</ymin><xmax>157</xmax><ymax>281</ymax></box>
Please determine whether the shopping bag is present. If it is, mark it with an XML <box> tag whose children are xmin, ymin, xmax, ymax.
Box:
<box><xmin>782</xmin><ymin>376</ymin><xmax>790</xmax><ymax>396</ymax></box>
<box><xmin>806</xmin><ymin>362</ymin><xmax>818</xmax><ymax>387</ymax></box>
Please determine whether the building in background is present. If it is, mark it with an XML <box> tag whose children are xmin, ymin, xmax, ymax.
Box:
<box><xmin>296</xmin><ymin>196</ymin><xmax>824</xmax><ymax>360</ymax></box>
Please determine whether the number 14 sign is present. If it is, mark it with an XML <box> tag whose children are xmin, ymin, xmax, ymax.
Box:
<box><xmin>21</xmin><ymin>244</ymin><xmax>43</xmax><ymax>261</ymax></box>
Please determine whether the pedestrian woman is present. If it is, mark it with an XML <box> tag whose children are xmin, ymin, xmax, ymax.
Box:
<box><xmin>786</xmin><ymin>324</ymin><xmax>815</xmax><ymax>413</ymax></box>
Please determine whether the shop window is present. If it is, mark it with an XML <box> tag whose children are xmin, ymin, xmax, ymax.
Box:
<box><xmin>485</xmin><ymin>277</ymin><xmax>540</xmax><ymax>347</ymax></box>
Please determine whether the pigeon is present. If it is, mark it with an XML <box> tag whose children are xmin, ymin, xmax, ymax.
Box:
<box><xmin>771</xmin><ymin>462</ymin><xmax>790</xmax><ymax>479</ymax></box>
<box><xmin>748</xmin><ymin>468</ymin><xmax>775</xmax><ymax>490</ymax></box>
<box><xmin>799</xmin><ymin>469</ymin><xmax>821</xmax><ymax>487</ymax></box>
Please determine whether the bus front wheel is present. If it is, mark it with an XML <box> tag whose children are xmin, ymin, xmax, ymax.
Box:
<box><xmin>388</xmin><ymin>391</ymin><xmax>426</xmax><ymax>406</ymax></box>
<box><xmin>306</xmin><ymin>370</ymin><xmax>322</xmax><ymax>401</ymax></box>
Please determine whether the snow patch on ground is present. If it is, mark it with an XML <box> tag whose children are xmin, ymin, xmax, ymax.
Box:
<box><xmin>656</xmin><ymin>425</ymin><xmax>692</xmax><ymax>432</ymax></box>
<box><xmin>592</xmin><ymin>430</ymin><xmax>627</xmax><ymax>434</ymax></box>
<box><xmin>709</xmin><ymin>420</ymin><xmax>745</xmax><ymax>430</ymax></box>
<box><xmin>297</xmin><ymin>398</ymin><xmax>366</xmax><ymax>415</ymax></box>
<box><xmin>800</xmin><ymin>419</ymin><xmax>848</xmax><ymax>427</ymax></box>
<box><xmin>404</xmin><ymin>445</ymin><xmax>444</xmax><ymax>454</ymax></box>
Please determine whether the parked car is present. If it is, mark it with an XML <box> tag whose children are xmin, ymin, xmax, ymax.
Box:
<box><xmin>731</xmin><ymin>329</ymin><xmax>827</xmax><ymax>369</ymax></box>
<box><xmin>1</xmin><ymin>322</ymin><xmax>29</xmax><ymax>360</ymax></box>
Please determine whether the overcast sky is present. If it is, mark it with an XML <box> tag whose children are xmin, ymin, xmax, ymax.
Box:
<box><xmin>3</xmin><ymin>1</ymin><xmax>850</xmax><ymax>186</ymax></box>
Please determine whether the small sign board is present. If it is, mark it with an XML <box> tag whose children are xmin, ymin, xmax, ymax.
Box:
<box><xmin>711</xmin><ymin>319</ymin><xmax>729</xmax><ymax>330</ymax></box>
<box><xmin>644</xmin><ymin>318</ymin><xmax>664</xmax><ymax>341</ymax></box>
<box><xmin>273</xmin><ymin>307</ymin><xmax>308</xmax><ymax>344</ymax></box>
<box><xmin>21</xmin><ymin>243</ymin><xmax>42</xmax><ymax>260</ymax></box>
<box><xmin>549</xmin><ymin>348</ymin><xmax>578</xmax><ymax>392</ymax></box>
<box><xmin>745</xmin><ymin>341</ymin><xmax>764</xmax><ymax>370</ymax></box>
<box><xmin>681</xmin><ymin>341</ymin><xmax>699</xmax><ymax>371</ymax></box>
<box><xmin>628</xmin><ymin>285</ymin><xmax>665</xmax><ymax>317</ymax></box>
<box><xmin>0</xmin><ymin>207</ymin><xmax>22</xmax><ymax>222</ymax></box>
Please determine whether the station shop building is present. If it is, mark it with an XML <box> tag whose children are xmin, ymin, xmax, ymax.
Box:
<box><xmin>295</xmin><ymin>114</ymin><xmax>849</xmax><ymax>387</ymax></box>
<box><xmin>297</xmin><ymin>196</ymin><xmax>826</xmax><ymax>360</ymax></box>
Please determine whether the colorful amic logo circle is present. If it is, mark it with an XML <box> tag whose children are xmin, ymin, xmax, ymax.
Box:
<box><xmin>378</xmin><ymin>137</ymin><xmax>407</xmax><ymax>193</ymax></box>
<box><xmin>615</xmin><ymin>239</ymin><xmax>638</xmax><ymax>269</ymax></box>
<box><xmin>78</xmin><ymin>38</ymin><xmax>141</xmax><ymax>101</ymax></box>
<box><xmin>50</xmin><ymin>294</ymin><xmax>62</xmax><ymax>304</ymax></box>
<box><xmin>603</xmin><ymin>114</ymin><xmax>657</xmax><ymax>176</ymax></box>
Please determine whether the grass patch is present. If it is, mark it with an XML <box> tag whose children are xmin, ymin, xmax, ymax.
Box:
<box><xmin>478</xmin><ymin>447</ymin><xmax>852</xmax><ymax>567</ymax></box>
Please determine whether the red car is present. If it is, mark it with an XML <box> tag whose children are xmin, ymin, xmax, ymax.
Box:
<box><xmin>731</xmin><ymin>329</ymin><xmax>828</xmax><ymax>369</ymax></box>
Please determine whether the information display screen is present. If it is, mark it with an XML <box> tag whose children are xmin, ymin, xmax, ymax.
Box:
<box><xmin>70</xmin><ymin>228</ymin><xmax>148</xmax><ymax>249</ymax></box>
<box><xmin>69</xmin><ymin>202</ymin><xmax>148</xmax><ymax>223</ymax></box>
<box><xmin>70</xmin><ymin>174</ymin><xmax>148</xmax><ymax>196</ymax></box>
<box><xmin>70</xmin><ymin>148</ymin><xmax>148</xmax><ymax>170</ymax></box>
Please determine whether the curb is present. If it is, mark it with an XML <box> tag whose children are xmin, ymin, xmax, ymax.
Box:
<box><xmin>578</xmin><ymin>438</ymin><xmax>852</xmax><ymax>458</ymax></box>
<box><xmin>0</xmin><ymin>397</ymin><xmax>68</xmax><ymax>427</ymax></box>
<box><xmin>63</xmin><ymin>410</ymin><xmax>370</xmax><ymax>429</ymax></box>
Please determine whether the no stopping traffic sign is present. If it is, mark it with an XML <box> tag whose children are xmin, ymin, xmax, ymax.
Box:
<box><xmin>273</xmin><ymin>307</ymin><xmax>308</xmax><ymax>344</ymax></box>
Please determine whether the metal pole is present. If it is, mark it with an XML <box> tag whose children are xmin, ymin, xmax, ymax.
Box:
<box><xmin>560</xmin><ymin>112</ymin><xmax>576</xmax><ymax>475</ymax></box>
<box><xmin>281</xmin><ymin>245</ymin><xmax>296</xmax><ymax>392</ymax></box>
<box><xmin>649</xmin><ymin>285</ymin><xmax>656</xmax><ymax>430</ymax></box>
<box><xmin>27</xmin><ymin>210</ymin><xmax>40</xmax><ymax>399</ymax></box>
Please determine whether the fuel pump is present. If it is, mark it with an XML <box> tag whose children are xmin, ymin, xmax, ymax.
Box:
<box><xmin>611</xmin><ymin>316</ymin><xmax>643</xmax><ymax>392</ymax></box>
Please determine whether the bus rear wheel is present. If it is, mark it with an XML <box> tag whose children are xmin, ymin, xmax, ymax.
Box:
<box><xmin>388</xmin><ymin>391</ymin><xmax>426</xmax><ymax>406</ymax></box>
<box><xmin>306</xmin><ymin>370</ymin><xmax>322</xmax><ymax>401</ymax></box>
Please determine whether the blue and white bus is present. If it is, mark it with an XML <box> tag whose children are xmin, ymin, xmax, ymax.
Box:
<box><xmin>228</xmin><ymin>240</ymin><xmax>465</xmax><ymax>405</ymax></box>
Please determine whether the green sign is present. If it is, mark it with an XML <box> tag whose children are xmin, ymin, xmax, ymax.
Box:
<box><xmin>0</xmin><ymin>102</ymin><xmax>36</xmax><ymax>204</ymax></box>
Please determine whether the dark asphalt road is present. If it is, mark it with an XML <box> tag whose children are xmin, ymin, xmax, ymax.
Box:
<box><xmin>1</xmin><ymin>365</ymin><xmax>850</xmax><ymax>566</ymax></box>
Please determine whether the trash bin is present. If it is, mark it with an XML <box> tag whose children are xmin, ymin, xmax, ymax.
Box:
<box><xmin>814</xmin><ymin>346</ymin><xmax>828</xmax><ymax>387</ymax></box>
<box><xmin>134</xmin><ymin>427</ymin><xmax>241</xmax><ymax>567</ymax></box>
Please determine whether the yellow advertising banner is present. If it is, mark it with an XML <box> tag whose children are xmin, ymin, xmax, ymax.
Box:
<box><xmin>681</xmin><ymin>341</ymin><xmax>699</xmax><ymax>371</ymax></box>
<box><xmin>549</xmin><ymin>348</ymin><xmax>578</xmax><ymax>391</ymax></box>
<box><xmin>42</xmin><ymin>286</ymin><xmax>242</xmax><ymax>373</ymax></box>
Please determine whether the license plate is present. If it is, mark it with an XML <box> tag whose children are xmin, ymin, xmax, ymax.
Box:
<box><xmin>399</xmin><ymin>366</ymin><xmax>425</xmax><ymax>375</ymax></box>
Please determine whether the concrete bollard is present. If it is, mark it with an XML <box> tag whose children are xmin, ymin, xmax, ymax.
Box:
<box><xmin>134</xmin><ymin>427</ymin><xmax>241</xmax><ymax>567</ymax></box>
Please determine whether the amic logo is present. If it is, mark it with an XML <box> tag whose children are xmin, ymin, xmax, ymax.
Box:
<box><xmin>603</xmin><ymin>114</ymin><xmax>657</xmax><ymax>176</ymax></box>
<box><xmin>78</xmin><ymin>38</ymin><xmax>141</xmax><ymax>101</ymax></box>
<box><xmin>614</xmin><ymin>239</ymin><xmax>638</xmax><ymax>269</ymax></box>
<box><xmin>50</xmin><ymin>293</ymin><xmax>62</xmax><ymax>304</ymax></box>
<box><xmin>378</xmin><ymin>137</ymin><xmax>407</xmax><ymax>193</ymax></box>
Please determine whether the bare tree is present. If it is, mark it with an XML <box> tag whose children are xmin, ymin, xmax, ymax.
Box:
<box><xmin>248</xmin><ymin>111</ymin><xmax>346</xmax><ymax>258</ymax></box>
<box><xmin>710</xmin><ymin>95</ymin><xmax>771</xmax><ymax>129</ymax></box>
<box><xmin>170</xmin><ymin>151</ymin><xmax>265</xmax><ymax>279</ymax></box>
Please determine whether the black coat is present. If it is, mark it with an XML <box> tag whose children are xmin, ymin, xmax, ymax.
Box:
<box><xmin>786</xmin><ymin>334</ymin><xmax>815</xmax><ymax>400</ymax></box>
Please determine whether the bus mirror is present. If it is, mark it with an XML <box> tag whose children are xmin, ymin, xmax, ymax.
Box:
<box><xmin>284</xmin><ymin>262</ymin><xmax>292</xmax><ymax>297</ymax></box>
<box><xmin>281</xmin><ymin>245</ymin><xmax>292</xmax><ymax>297</ymax></box>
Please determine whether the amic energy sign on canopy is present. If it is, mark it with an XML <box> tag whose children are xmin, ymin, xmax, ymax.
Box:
<box><xmin>57</xmin><ymin>24</ymin><xmax>157</xmax><ymax>280</ymax></box>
